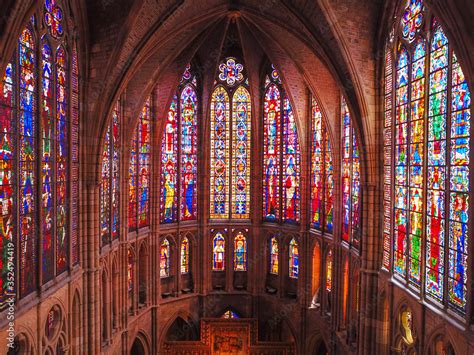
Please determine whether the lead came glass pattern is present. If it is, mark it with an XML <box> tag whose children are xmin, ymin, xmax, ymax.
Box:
<box><xmin>129</xmin><ymin>98</ymin><xmax>151</xmax><ymax>231</ymax></box>
<box><xmin>0</xmin><ymin>2</ymin><xmax>79</xmax><ymax>306</ymax></box>
<box><xmin>101</xmin><ymin>101</ymin><xmax>120</xmax><ymax>244</ymax></box>
<box><xmin>231</xmin><ymin>86</ymin><xmax>251</xmax><ymax>218</ymax></box>
<box><xmin>282</xmin><ymin>97</ymin><xmax>300</xmax><ymax>223</ymax></box>
<box><xmin>394</xmin><ymin>45</ymin><xmax>409</xmax><ymax>279</ymax></box>
<box><xmin>341</xmin><ymin>97</ymin><xmax>361</xmax><ymax>247</ymax></box>
<box><xmin>385</xmin><ymin>5</ymin><xmax>472</xmax><ymax>315</ymax></box>
<box><xmin>310</xmin><ymin>97</ymin><xmax>333</xmax><ymax>232</ymax></box>
<box><xmin>407</xmin><ymin>37</ymin><xmax>425</xmax><ymax>288</ymax></box>
<box><xmin>263</xmin><ymin>84</ymin><xmax>281</xmax><ymax>221</ymax></box>
<box><xmin>383</xmin><ymin>50</ymin><xmax>393</xmax><ymax>270</ymax></box>
<box><xmin>160</xmin><ymin>96</ymin><xmax>178</xmax><ymax>223</ymax></box>
<box><xmin>19</xmin><ymin>24</ymin><xmax>37</xmax><ymax>297</ymax></box>
<box><xmin>210</xmin><ymin>59</ymin><xmax>251</xmax><ymax>220</ymax></box>
<box><xmin>55</xmin><ymin>45</ymin><xmax>68</xmax><ymax>275</ymax></box>
<box><xmin>262</xmin><ymin>66</ymin><xmax>301</xmax><ymax>224</ymax></box>
<box><xmin>180</xmin><ymin>86</ymin><xmax>198</xmax><ymax>221</ymax></box>
<box><xmin>210</xmin><ymin>87</ymin><xmax>230</xmax><ymax>219</ymax></box>
<box><xmin>160</xmin><ymin>65</ymin><xmax>198</xmax><ymax>223</ymax></box>
<box><xmin>0</xmin><ymin>61</ymin><xmax>15</xmax><ymax>309</ymax></box>
<box><xmin>41</xmin><ymin>37</ymin><xmax>54</xmax><ymax>282</ymax></box>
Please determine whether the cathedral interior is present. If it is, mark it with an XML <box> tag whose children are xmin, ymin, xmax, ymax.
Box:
<box><xmin>0</xmin><ymin>0</ymin><xmax>473</xmax><ymax>354</ymax></box>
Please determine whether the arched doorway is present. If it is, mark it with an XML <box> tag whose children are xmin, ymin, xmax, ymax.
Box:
<box><xmin>314</xmin><ymin>339</ymin><xmax>329</xmax><ymax>355</ymax></box>
<box><xmin>130</xmin><ymin>337</ymin><xmax>146</xmax><ymax>355</ymax></box>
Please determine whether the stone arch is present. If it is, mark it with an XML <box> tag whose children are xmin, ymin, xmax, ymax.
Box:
<box><xmin>130</xmin><ymin>332</ymin><xmax>150</xmax><ymax>355</ymax></box>
<box><xmin>138</xmin><ymin>241</ymin><xmax>149</xmax><ymax>305</ymax></box>
<box><xmin>110</xmin><ymin>255</ymin><xmax>120</xmax><ymax>330</ymax></box>
<box><xmin>101</xmin><ymin>268</ymin><xmax>109</xmax><ymax>343</ymax></box>
<box><xmin>70</xmin><ymin>290</ymin><xmax>82</xmax><ymax>355</ymax></box>
<box><xmin>424</xmin><ymin>329</ymin><xmax>458</xmax><ymax>355</ymax></box>
<box><xmin>162</xmin><ymin>313</ymin><xmax>199</xmax><ymax>343</ymax></box>
<box><xmin>7</xmin><ymin>330</ymin><xmax>36</xmax><ymax>355</ymax></box>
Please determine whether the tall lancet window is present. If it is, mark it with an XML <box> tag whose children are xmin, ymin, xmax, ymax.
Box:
<box><xmin>341</xmin><ymin>97</ymin><xmax>361</xmax><ymax>249</ymax></box>
<box><xmin>310</xmin><ymin>97</ymin><xmax>334</xmax><ymax>232</ymax></box>
<box><xmin>262</xmin><ymin>65</ymin><xmax>301</xmax><ymax>223</ymax></box>
<box><xmin>129</xmin><ymin>98</ymin><xmax>152</xmax><ymax>231</ymax></box>
<box><xmin>210</xmin><ymin>58</ymin><xmax>251</xmax><ymax>219</ymax></box>
<box><xmin>160</xmin><ymin>64</ymin><xmax>198</xmax><ymax>223</ymax></box>
<box><xmin>100</xmin><ymin>101</ymin><xmax>121</xmax><ymax>245</ymax></box>
<box><xmin>385</xmin><ymin>0</ymin><xmax>471</xmax><ymax>315</ymax></box>
<box><xmin>0</xmin><ymin>1</ymin><xmax>80</xmax><ymax>308</ymax></box>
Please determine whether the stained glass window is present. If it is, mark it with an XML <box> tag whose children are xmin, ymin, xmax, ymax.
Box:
<box><xmin>270</xmin><ymin>237</ymin><xmax>279</xmax><ymax>275</ymax></box>
<box><xmin>263</xmin><ymin>83</ymin><xmax>281</xmax><ymax>221</ymax></box>
<box><xmin>231</xmin><ymin>86</ymin><xmax>251</xmax><ymax>219</ymax></box>
<box><xmin>310</xmin><ymin>97</ymin><xmax>333</xmax><ymax>232</ymax></box>
<box><xmin>262</xmin><ymin>66</ymin><xmax>300</xmax><ymax>223</ymax></box>
<box><xmin>1</xmin><ymin>3</ymin><xmax>79</xmax><ymax>307</ymax></box>
<box><xmin>180</xmin><ymin>85</ymin><xmax>198</xmax><ymax>221</ymax></box>
<box><xmin>55</xmin><ymin>45</ymin><xmax>68</xmax><ymax>275</ymax></box>
<box><xmin>289</xmin><ymin>238</ymin><xmax>299</xmax><ymax>279</ymax></box>
<box><xmin>326</xmin><ymin>249</ymin><xmax>333</xmax><ymax>292</ymax></box>
<box><xmin>234</xmin><ymin>232</ymin><xmax>247</xmax><ymax>271</ymax></box>
<box><xmin>160</xmin><ymin>239</ymin><xmax>170</xmax><ymax>278</ymax></box>
<box><xmin>41</xmin><ymin>37</ymin><xmax>54</xmax><ymax>283</ymax></box>
<box><xmin>129</xmin><ymin>98</ymin><xmax>151</xmax><ymax>231</ymax></box>
<box><xmin>385</xmin><ymin>5</ymin><xmax>471</xmax><ymax>315</ymax></box>
<box><xmin>210</xmin><ymin>87</ymin><xmax>230</xmax><ymax>219</ymax></box>
<box><xmin>401</xmin><ymin>0</ymin><xmax>423</xmax><ymax>42</ymax></box>
<box><xmin>19</xmin><ymin>24</ymin><xmax>37</xmax><ymax>298</ymax></box>
<box><xmin>213</xmin><ymin>233</ymin><xmax>225</xmax><ymax>271</ymax></box>
<box><xmin>128</xmin><ymin>249</ymin><xmax>134</xmax><ymax>306</ymax></box>
<box><xmin>160</xmin><ymin>96</ymin><xmax>178</xmax><ymax>223</ymax></box>
<box><xmin>101</xmin><ymin>101</ymin><xmax>120</xmax><ymax>244</ymax></box>
<box><xmin>180</xmin><ymin>237</ymin><xmax>189</xmax><ymax>274</ymax></box>
<box><xmin>210</xmin><ymin>58</ymin><xmax>251</xmax><ymax>219</ymax></box>
<box><xmin>383</xmin><ymin>49</ymin><xmax>393</xmax><ymax>270</ymax></box>
<box><xmin>341</xmin><ymin>97</ymin><xmax>361</xmax><ymax>248</ymax></box>
<box><xmin>160</xmin><ymin>66</ymin><xmax>198</xmax><ymax>223</ymax></box>
<box><xmin>0</xmin><ymin>61</ymin><xmax>15</xmax><ymax>309</ymax></box>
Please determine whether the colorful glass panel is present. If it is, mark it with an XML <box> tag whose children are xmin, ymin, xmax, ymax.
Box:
<box><xmin>180</xmin><ymin>85</ymin><xmax>197</xmax><ymax>221</ymax></box>
<box><xmin>180</xmin><ymin>237</ymin><xmax>189</xmax><ymax>274</ymax></box>
<box><xmin>71</xmin><ymin>43</ymin><xmax>79</xmax><ymax>265</ymax></box>
<box><xmin>401</xmin><ymin>0</ymin><xmax>424</xmax><ymax>42</ymax></box>
<box><xmin>0</xmin><ymin>61</ymin><xmax>15</xmax><ymax>309</ymax></box>
<box><xmin>41</xmin><ymin>38</ymin><xmax>54</xmax><ymax>282</ymax></box>
<box><xmin>270</xmin><ymin>237</ymin><xmax>278</xmax><ymax>275</ymax></box>
<box><xmin>138</xmin><ymin>101</ymin><xmax>151</xmax><ymax>227</ymax></box>
<box><xmin>19</xmin><ymin>25</ymin><xmax>37</xmax><ymax>297</ymax></box>
<box><xmin>289</xmin><ymin>238</ymin><xmax>299</xmax><ymax>279</ymax></box>
<box><xmin>213</xmin><ymin>233</ymin><xmax>225</xmax><ymax>271</ymax></box>
<box><xmin>234</xmin><ymin>232</ymin><xmax>247</xmax><ymax>271</ymax></box>
<box><xmin>394</xmin><ymin>45</ymin><xmax>410</xmax><ymax>278</ymax></box>
<box><xmin>160</xmin><ymin>239</ymin><xmax>170</xmax><ymax>278</ymax></box>
<box><xmin>210</xmin><ymin>87</ymin><xmax>230</xmax><ymax>218</ymax></box>
<box><xmin>160</xmin><ymin>96</ymin><xmax>178</xmax><ymax>223</ymax></box>
<box><xmin>383</xmin><ymin>50</ymin><xmax>393</xmax><ymax>270</ymax></box>
<box><xmin>263</xmin><ymin>84</ymin><xmax>281</xmax><ymax>221</ymax></box>
<box><xmin>55</xmin><ymin>45</ymin><xmax>68</xmax><ymax>275</ymax></box>
<box><xmin>44</xmin><ymin>0</ymin><xmax>64</xmax><ymax>39</ymax></box>
<box><xmin>282</xmin><ymin>97</ymin><xmax>300</xmax><ymax>223</ymax></box>
<box><xmin>310</xmin><ymin>99</ymin><xmax>323</xmax><ymax>229</ymax></box>
<box><xmin>218</xmin><ymin>58</ymin><xmax>244</xmax><ymax>86</ymax></box>
<box><xmin>231</xmin><ymin>86</ymin><xmax>251</xmax><ymax>219</ymax></box>
<box><xmin>341</xmin><ymin>97</ymin><xmax>360</xmax><ymax>246</ymax></box>
<box><xmin>407</xmin><ymin>38</ymin><xmax>426</xmax><ymax>288</ymax></box>
<box><xmin>447</xmin><ymin>49</ymin><xmax>470</xmax><ymax>312</ymax></box>
<box><xmin>326</xmin><ymin>249</ymin><xmax>333</xmax><ymax>291</ymax></box>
